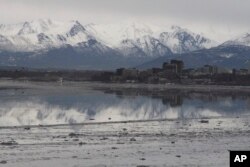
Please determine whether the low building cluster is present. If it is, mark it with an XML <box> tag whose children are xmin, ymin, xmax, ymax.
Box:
<box><xmin>111</xmin><ymin>60</ymin><xmax>250</xmax><ymax>85</ymax></box>
<box><xmin>112</xmin><ymin>60</ymin><xmax>184</xmax><ymax>84</ymax></box>
<box><xmin>1</xmin><ymin>60</ymin><xmax>249</xmax><ymax>85</ymax></box>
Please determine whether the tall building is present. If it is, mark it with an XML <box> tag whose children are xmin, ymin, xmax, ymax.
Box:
<box><xmin>162</xmin><ymin>62</ymin><xmax>177</xmax><ymax>73</ymax></box>
<box><xmin>170</xmin><ymin>60</ymin><xmax>184</xmax><ymax>74</ymax></box>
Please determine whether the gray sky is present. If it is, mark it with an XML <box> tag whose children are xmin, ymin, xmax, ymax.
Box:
<box><xmin>1</xmin><ymin>0</ymin><xmax>250</xmax><ymax>40</ymax></box>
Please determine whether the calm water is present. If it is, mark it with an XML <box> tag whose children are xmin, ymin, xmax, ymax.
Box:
<box><xmin>0</xmin><ymin>82</ymin><xmax>249</xmax><ymax>127</ymax></box>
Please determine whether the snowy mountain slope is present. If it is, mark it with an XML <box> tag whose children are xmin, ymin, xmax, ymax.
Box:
<box><xmin>0</xmin><ymin>19</ymin><xmax>96</xmax><ymax>51</ymax></box>
<box><xmin>221</xmin><ymin>33</ymin><xmax>250</xmax><ymax>47</ymax></box>
<box><xmin>85</xmin><ymin>22</ymin><xmax>216</xmax><ymax>57</ymax></box>
<box><xmin>159</xmin><ymin>26</ymin><xmax>216</xmax><ymax>53</ymax></box>
<box><xmin>137</xmin><ymin>45</ymin><xmax>250</xmax><ymax>69</ymax></box>
<box><xmin>85</xmin><ymin>21</ymin><xmax>159</xmax><ymax>47</ymax></box>
<box><xmin>85</xmin><ymin>22</ymin><xmax>170</xmax><ymax>57</ymax></box>
<box><xmin>0</xmin><ymin>34</ymin><xmax>14</xmax><ymax>50</ymax></box>
<box><xmin>117</xmin><ymin>35</ymin><xmax>172</xmax><ymax>57</ymax></box>
<box><xmin>0</xmin><ymin>19</ymin><xmax>217</xmax><ymax>56</ymax></box>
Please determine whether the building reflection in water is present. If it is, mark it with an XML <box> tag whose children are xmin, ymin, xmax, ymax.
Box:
<box><xmin>162</xmin><ymin>95</ymin><xmax>183</xmax><ymax>107</ymax></box>
<box><xmin>0</xmin><ymin>86</ymin><xmax>250</xmax><ymax>127</ymax></box>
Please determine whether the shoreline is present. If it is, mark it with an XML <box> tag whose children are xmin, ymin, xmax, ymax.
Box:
<box><xmin>1</xmin><ymin>79</ymin><xmax>250</xmax><ymax>92</ymax></box>
<box><xmin>90</xmin><ymin>82</ymin><xmax>250</xmax><ymax>93</ymax></box>
<box><xmin>0</xmin><ymin>115</ymin><xmax>245</xmax><ymax>129</ymax></box>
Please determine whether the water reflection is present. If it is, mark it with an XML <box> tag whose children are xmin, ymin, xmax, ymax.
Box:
<box><xmin>0</xmin><ymin>86</ymin><xmax>249</xmax><ymax>126</ymax></box>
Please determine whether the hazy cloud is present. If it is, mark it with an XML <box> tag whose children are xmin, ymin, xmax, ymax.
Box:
<box><xmin>0</xmin><ymin>0</ymin><xmax>250</xmax><ymax>40</ymax></box>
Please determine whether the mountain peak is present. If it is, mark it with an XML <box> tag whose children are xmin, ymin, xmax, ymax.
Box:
<box><xmin>18</xmin><ymin>21</ymin><xmax>35</xmax><ymax>35</ymax></box>
<box><xmin>171</xmin><ymin>25</ymin><xmax>182</xmax><ymax>30</ymax></box>
<box><xmin>68</xmin><ymin>20</ymin><xmax>86</xmax><ymax>37</ymax></box>
<box><xmin>242</xmin><ymin>33</ymin><xmax>250</xmax><ymax>39</ymax></box>
<box><xmin>17</xmin><ymin>19</ymin><xmax>56</xmax><ymax>35</ymax></box>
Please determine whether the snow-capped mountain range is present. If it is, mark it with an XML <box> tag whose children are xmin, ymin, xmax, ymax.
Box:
<box><xmin>0</xmin><ymin>19</ymin><xmax>217</xmax><ymax>57</ymax></box>
<box><xmin>0</xmin><ymin>19</ymin><xmax>95</xmax><ymax>52</ymax></box>
<box><xmin>1</xmin><ymin>19</ymin><xmax>250</xmax><ymax>69</ymax></box>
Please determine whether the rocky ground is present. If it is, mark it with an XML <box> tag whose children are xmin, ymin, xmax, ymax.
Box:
<box><xmin>0</xmin><ymin>116</ymin><xmax>250</xmax><ymax>167</ymax></box>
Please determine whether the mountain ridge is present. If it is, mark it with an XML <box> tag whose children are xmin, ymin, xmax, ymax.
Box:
<box><xmin>0</xmin><ymin>19</ymin><xmax>216</xmax><ymax>57</ymax></box>
<box><xmin>0</xmin><ymin>19</ymin><xmax>250</xmax><ymax>70</ymax></box>
<box><xmin>137</xmin><ymin>45</ymin><xmax>250</xmax><ymax>70</ymax></box>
